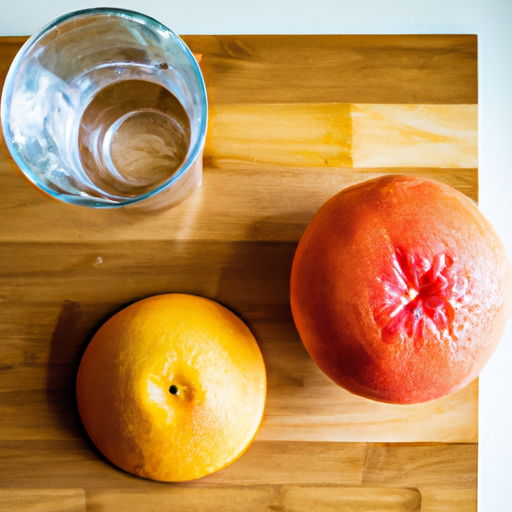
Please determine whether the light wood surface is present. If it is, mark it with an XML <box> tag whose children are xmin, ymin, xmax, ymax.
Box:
<box><xmin>0</xmin><ymin>486</ymin><xmax>422</xmax><ymax>512</ymax></box>
<box><xmin>0</xmin><ymin>34</ymin><xmax>478</xmax><ymax>511</ymax></box>
<box><xmin>0</xmin><ymin>489</ymin><xmax>86</xmax><ymax>512</ymax></box>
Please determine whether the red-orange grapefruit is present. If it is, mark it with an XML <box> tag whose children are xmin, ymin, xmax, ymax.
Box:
<box><xmin>290</xmin><ymin>175</ymin><xmax>512</xmax><ymax>404</ymax></box>
<box><xmin>76</xmin><ymin>294</ymin><xmax>266</xmax><ymax>481</ymax></box>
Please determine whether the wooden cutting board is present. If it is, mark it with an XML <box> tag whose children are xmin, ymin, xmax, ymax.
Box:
<box><xmin>0</xmin><ymin>35</ymin><xmax>477</xmax><ymax>511</ymax></box>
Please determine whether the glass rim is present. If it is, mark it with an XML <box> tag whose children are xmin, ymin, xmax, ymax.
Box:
<box><xmin>0</xmin><ymin>7</ymin><xmax>208</xmax><ymax>209</ymax></box>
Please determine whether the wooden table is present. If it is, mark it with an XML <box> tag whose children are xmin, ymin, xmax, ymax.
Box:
<box><xmin>0</xmin><ymin>35</ymin><xmax>478</xmax><ymax>511</ymax></box>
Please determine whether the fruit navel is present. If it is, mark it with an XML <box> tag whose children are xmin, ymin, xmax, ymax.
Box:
<box><xmin>372</xmin><ymin>248</ymin><xmax>466</xmax><ymax>348</ymax></box>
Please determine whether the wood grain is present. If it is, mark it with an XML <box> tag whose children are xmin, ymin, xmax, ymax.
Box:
<box><xmin>0</xmin><ymin>486</ymin><xmax>421</xmax><ymax>512</ymax></box>
<box><xmin>0</xmin><ymin>489</ymin><xmax>86</xmax><ymax>512</ymax></box>
<box><xmin>0</xmin><ymin>161</ymin><xmax>478</xmax><ymax>242</ymax></box>
<box><xmin>183</xmin><ymin>35</ymin><xmax>477</xmax><ymax>105</ymax></box>
<box><xmin>0</xmin><ymin>439</ymin><xmax>474</xmax><ymax>511</ymax></box>
<box><xmin>0</xmin><ymin>34</ymin><xmax>478</xmax><ymax>511</ymax></box>
<box><xmin>205</xmin><ymin>103</ymin><xmax>477</xmax><ymax>169</ymax></box>
<box><xmin>86</xmin><ymin>486</ymin><xmax>422</xmax><ymax>512</ymax></box>
<box><xmin>363</xmin><ymin>443</ymin><xmax>477</xmax><ymax>512</ymax></box>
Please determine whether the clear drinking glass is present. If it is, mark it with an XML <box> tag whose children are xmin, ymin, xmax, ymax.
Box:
<box><xmin>1</xmin><ymin>8</ymin><xmax>208</xmax><ymax>210</ymax></box>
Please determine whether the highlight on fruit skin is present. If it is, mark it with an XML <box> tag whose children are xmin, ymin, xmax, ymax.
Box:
<box><xmin>290</xmin><ymin>175</ymin><xmax>512</xmax><ymax>404</ymax></box>
<box><xmin>76</xmin><ymin>294</ymin><xmax>266</xmax><ymax>482</ymax></box>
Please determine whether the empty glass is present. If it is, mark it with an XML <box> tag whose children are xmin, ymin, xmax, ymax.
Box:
<box><xmin>1</xmin><ymin>8</ymin><xmax>208</xmax><ymax>210</ymax></box>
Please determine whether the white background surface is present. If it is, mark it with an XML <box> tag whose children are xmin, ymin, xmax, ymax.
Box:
<box><xmin>1</xmin><ymin>1</ymin><xmax>511</xmax><ymax>510</ymax></box>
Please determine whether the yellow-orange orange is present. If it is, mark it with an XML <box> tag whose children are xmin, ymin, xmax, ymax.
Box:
<box><xmin>76</xmin><ymin>294</ymin><xmax>266</xmax><ymax>481</ymax></box>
